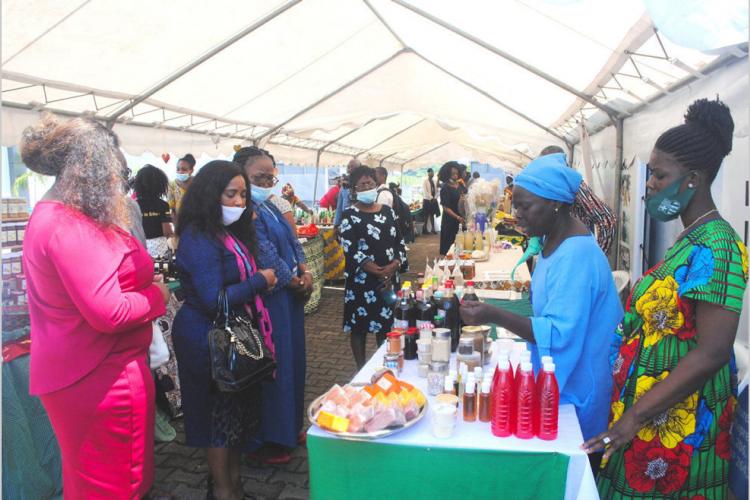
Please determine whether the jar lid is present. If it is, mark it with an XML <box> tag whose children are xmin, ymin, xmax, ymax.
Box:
<box><xmin>406</xmin><ymin>327</ymin><xmax>419</xmax><ymax>335</ymax></box>
<box><xmin>386</xmin><ymin>331</ymin><xmax>402</xmax><ymax>338</ymax></box>
<box><xmin>429</xmin><ymin>361</ymin><xmax>449</xmax><ymax>372</ymax></box>
<box><xmin>384</xmin><ymin>352</ymin><xmax>400</xmax><ymax>360</ymax></box>
<box><xmin>433</xmin><ymin>328</ymin><xmax>451</xmax><ymax>339</ymax></box>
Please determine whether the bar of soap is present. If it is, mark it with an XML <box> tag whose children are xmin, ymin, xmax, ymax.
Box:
<box><xmin>317</xmin><ymin>410</ymin><xmax>350</xmax><ymax>433</ymax></box>
<box><xmin>365</xmin><ymin>408</ymin><xmax>397</xmax><ymax>433</ymax></box>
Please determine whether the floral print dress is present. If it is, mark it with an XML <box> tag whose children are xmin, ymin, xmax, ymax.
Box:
<box><xmin>340</xmin><ymin>205</ymin><xmax>407</xmax><ymax>334</ymax></box>
<box><xmin>598</xmin><ymin>219</ymin><xmax>748</xmax><ymax>499</ymax></box>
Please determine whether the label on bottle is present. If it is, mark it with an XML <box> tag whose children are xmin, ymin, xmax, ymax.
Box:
<box><xmin>393</xmin><ymin>319</ymin><xmax>409</xmax><ymax>330</ymax></box>
<box><xmin>416</xmin><ymin>320</ymin><xmax>433</xmax><ymax>333</ymax></box>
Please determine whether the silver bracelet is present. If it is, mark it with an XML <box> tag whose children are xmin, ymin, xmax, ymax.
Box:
<box><xmin>303</xmin><ymin>271</ymin><xmax>312</xmax><ymax>276</ymax></box>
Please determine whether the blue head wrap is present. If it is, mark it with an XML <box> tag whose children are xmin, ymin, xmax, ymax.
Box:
<box><xmin>514</xmin><ymin>153</ymin><xmax>582</xmax><ymax>204</ymax></box>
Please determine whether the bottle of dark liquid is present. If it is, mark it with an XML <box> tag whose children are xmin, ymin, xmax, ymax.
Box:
<box><xmin>461</xmin><ymin>280</ymin><xmax>479</xmax><ymax>303</ymax></box>
<box><xmin>394</xmin><ymin>284</ymin><xmax>416</xmax><ymax>331</ymax></box>
<box><xmin>441</xmin><ymin>280</ymin><xmax>460</xmax><ymax>352</ymax></box>
<box><xmin>416</xmin><ymin>289</ymin><xmax>434</xmax><ymax>338</ymax></box>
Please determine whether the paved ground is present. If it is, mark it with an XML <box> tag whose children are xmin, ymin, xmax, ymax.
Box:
<box><xmin>151</xmin><ymin>233</ymin><xmax>440</xmax><ymax>499</ymax></box>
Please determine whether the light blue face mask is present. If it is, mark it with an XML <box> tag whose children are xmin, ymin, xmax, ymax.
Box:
<box><xmin>510</xmin><ymin>236</ymin><xmax>543</xmax><ymax>280</ymax></box>
<box><xmin>251</xmin><ymin>185</ymin><xmax>273</xmax><ymax>204</ymax></box>
<box><xmin>175</xmin><ymin>172</ymin><xmax>190</xmax><ymax>182</ymax></box>
<box><xmin>356</xmin><ymin>188</ymin><xmax>377</xmax><ymax>205</ymax></box>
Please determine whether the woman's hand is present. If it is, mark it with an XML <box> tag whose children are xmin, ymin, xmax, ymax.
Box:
<box><xmin>459</xmin><ymin>301</ymin><xmax>493</xmax><ymax>325</ymax></box>
<box><xmin>363</xmin><ymin>261</ymin><xmax>385</xmax><ymax>277</ymax></box>
<box><xmin>581</xmin><ymin>408</ymin><xmax>641</xmax><ymax>461</ymax></box>
<box><xmin>258</xmin><ymin>268</ymin><xmax>277</xmax><ymax>290</ymax></box>
<box><xmin>153</xmin><ymin>274</ymin><xmax>171</xmax><ymax>304</ymax></box>
<box><xmin>299</xmin><ymin>265</ymin><xmax>313</xmax><ymax>291</ymax></box>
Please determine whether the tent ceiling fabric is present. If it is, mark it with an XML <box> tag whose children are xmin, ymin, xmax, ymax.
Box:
<box><xmin>1</xmin><ymin>0</ymin><xmax>736</xmax><ymax>169</ymax></box>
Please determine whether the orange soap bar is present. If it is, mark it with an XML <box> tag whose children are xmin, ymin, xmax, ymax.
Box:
<box><xmin>317</xmin><ymin>410</ymin><xmax>350</xmax><ymax>432</ymax></box>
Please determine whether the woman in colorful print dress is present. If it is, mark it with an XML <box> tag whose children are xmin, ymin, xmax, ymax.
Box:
<box><xmin>584</xmin><ymin>98</ymin><xmax>748</xmax><ymax>499</ymax></box>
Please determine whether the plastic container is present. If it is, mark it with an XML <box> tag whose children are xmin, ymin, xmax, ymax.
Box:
<box><xmin>478</xmin><ymin>379</ymin><xmax>492</xmax><ymax>422</ymax></box>
<box><xmin>432</xmin><ymin>328</ymin><xmax>451</xmax><ymax>363</ymax></box>
<box><xmin>534</xmin><ymin>355</ymin><xmax>554</xmax><ymax>433</ymax></box>
<box><xmin>491</xmin><ymin>356</ymin><xmax>515</xmax><ymax>437</ymax></box>
<box><xmin>514</xmin><ymin>362</ymin><xmax>536</xmax><ymax>439</ymax></box>
<box><xmin>463</xmin><ymin>378</ymin><xmax>477</xmax><ymax>422</ymax></box>
<box><xmin>537</xmin><ymin>362</ymin><xmax>559</xmax><ymax>440</ymax></box>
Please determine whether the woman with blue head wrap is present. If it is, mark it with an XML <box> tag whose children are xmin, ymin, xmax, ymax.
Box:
<box><xmin>461</xmin><ymin>152</ymin><xmax>623</xmax><ymax>465</ymax></box>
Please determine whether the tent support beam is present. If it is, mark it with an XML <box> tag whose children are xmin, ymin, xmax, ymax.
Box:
<box><xmin>411</xmin><ymin>50</ymin><xmax>571</xmax><ymax>147</ymax></box>
<box><xmin>320</xmin><ymin>117</ymin><xmax>381</xmax><ymax>151</ymax></box>
<box><xmin>253</xmin><ymin>48</ymin><xmax>409</xmax><ymax>144</ymax></box>
<box><xmin>401</xmin><ymin>142</ymin><xmax>450</xmax><ymax>168</ymax></box>
<box><xmin>356</xmin><ymin>118</ymin><xmax>426</xmax><ymax>157</ymax></box>
<box><xmin>313</xmin><ymin>149</ymin><xmax>323</xmax><ymax>204</ymax></box>
<box><xmin>105</xmin><ymin>0</ymin><xmax>302</xmax><ymax>126</ymax></box>
<box><xmin>613</xmin><ymin>118</ymin><xmax>624</xmax><ymax>268</ymax></box>
<box><xmin>390</xmin><ymin>0</ymin><xmax>619</xmax><ymax>122</ymax></box>
<box><xmin>380</xmin><ymin>152</ymin><xmax>398</xmax><ymax>167</ymax></box>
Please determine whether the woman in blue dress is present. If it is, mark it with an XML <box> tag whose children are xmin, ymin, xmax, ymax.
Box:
<box><xmin>460</xmin><ymin>153</ymin><xmax>623</xmax><ymax>461</ymax></box>
<box><xmin>172</xmin><ymin>160</ymin><xmax>277</xmax><ymax>500</ymax></box>
<box><xmin>234</xmin><ymin>147</ymin><xmax>311</xmax><ymax>464</ymax></box>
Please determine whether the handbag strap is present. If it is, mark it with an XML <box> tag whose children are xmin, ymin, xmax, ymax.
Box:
<box><xmin>214</xmin><ymin>289</ymin><xmax>231</xmax><ymax>328</ymax></box>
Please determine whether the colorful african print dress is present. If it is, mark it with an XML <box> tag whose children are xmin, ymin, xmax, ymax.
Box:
<box><xmin>598</xmin><ymin>219</ymin><xmax>748</xmax><ymax>499</ymax></box>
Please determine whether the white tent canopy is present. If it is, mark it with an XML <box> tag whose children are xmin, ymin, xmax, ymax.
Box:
<box><xmin>1</xmin><ymin>0</ymin><xmax>745</xmax><ymax>169</ymax></box>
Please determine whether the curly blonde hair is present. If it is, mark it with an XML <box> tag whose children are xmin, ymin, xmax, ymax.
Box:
<box><xmin>20</xmin><ymin>114</ymin><xmax>129</xmax><ymax>227</ymax></box>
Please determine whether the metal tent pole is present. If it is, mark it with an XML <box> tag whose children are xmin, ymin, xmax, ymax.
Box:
<box><xmin>106</xmin><ymin>0</ymin><xmax>302</xmax><ymax>126</ymax></box>
<box><xmin>355</xmin><ymin>118</ymin><xmax>426</xmax><ymax>157</ymax></box>
<box><xmin>312</xmin><ymin>149</ymin><xmax>323</xmax><ymax>204</ymax></box>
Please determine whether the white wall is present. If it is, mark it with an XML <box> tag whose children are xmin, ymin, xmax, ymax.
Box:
<box><xmin>583</xmin><ymin>56</ymin><xmax>750</xmax><ymax>351</ymax></box>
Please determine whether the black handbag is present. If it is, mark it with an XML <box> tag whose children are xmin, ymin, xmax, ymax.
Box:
<box><xmin>208</xmin><ymin>289</ymin><xmax>276</xmax><ymax>392</ymax></box>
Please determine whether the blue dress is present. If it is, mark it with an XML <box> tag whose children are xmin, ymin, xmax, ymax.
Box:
<box><xmin>251</xmin><ymin>200</ymin><xmax>307</xmax><ymax>449</ymax></box>
<box><xmin>172</xmin><ymin>226</ymin><xmax>267</xmax><ymax>448</ymax></box>
<box><xmin>527</xmin><ymin>235</ymin><xmax>623</xmax><ymax>441</ymax></box>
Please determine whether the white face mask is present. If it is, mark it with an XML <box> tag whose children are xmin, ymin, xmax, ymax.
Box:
<box><xmin>222</xmin><ymin>206</ymin><xmax>245</xmax><ymax>226</ymax></box>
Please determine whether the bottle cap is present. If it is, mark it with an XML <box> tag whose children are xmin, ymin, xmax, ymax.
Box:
<box><xmin>520</xmin><ymin>351</ymin><xmax>532</xmax><ymax>362</ymax></box>
<box><xmin>465</xmin><ymin>380</ymin><xmax>476</xmax><ymax>394</ymax></box>
<box><xmin>481</xmin><ymin>380</ymin><xmax>491</xmax><ymax>393</ymax></box>
<box><xmin>444</xmin><ymin>377</ymin><xmax>454</xmax><ymax>392</ymax></box>
<box><xmin>543</xmin><ymin>362</ymin><xmax>556</xmax><ymax>372</ymax></box>
<box><xmin>449</xmin><ymin>369</ymin><xmax>458</xmax><ymax>379</ymax></box>
<box><xmin>416</xmin><ymin>290</ymin><xmax>424</xmax><ymax>300</ymax></box>
<box><xmin>473</xmin><ymin>367</ymin><xmax>483</xmax><ymax>380</ymax></box>
<box><xmin>403</xmin><ymin>281</ymin><xmax>412</xmax><ymax>289</ymax></box>
<box><xmin>497</xmin><ymin>357</ymin><xmax>510</xmax><ymax>370</ymax></box>
<box><xmin>521</xmin><ymin>361</ymin><xmax>533</xmax><ymax>372</ymax></box>
<box><xmin>541</xmin><ymin>355</ymin><xmax>553</xmax><ymax>365</ymax></box>
<box><xmin>459</xmin><ymin>362</ymin><xmax>468</xmax><ymax>374</ymax></box>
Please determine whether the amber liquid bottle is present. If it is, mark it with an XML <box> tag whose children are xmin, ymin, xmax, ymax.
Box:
<box><xmin>463</xmin><ymin>379</ymin><xmax>477</xmax><ymax>422</ymax></box>
<box><xmin>478</xmin><ymin>379</ymin><xmax>491</xmax><ymax>422</ymax></box>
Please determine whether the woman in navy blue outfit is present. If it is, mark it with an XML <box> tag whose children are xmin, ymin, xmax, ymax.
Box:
<box><xmin>234</xmin><ymin>147</ymin><xmax>311</xmax><ymax>464</ymax></box>
<box><xmin>173</xmin><ymin>160</ymin><xmax>276</xmax><ymax>500</ymax></box>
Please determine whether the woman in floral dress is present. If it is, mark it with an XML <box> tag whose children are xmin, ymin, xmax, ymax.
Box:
<box><xmin>584</xmin><ymin>98</ymin><xmax>748</xmax><ymax>499</ymax></box>
<box><xmin>340</xmin><ymin>165</ymin><xmax>407</xmax><ymax>368</ymax></box>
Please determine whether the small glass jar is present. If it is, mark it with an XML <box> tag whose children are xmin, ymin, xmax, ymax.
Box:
<box><xmin>384</xmin><ymin>352</ymin><xmax>401</xmax><ymax>374</ymax></box>
<box><xmin>456</xmin><ymin>337</ymin><xmax>482</xmax><ymax>372</ymax></box>
<box><xmin>386</xmin><ymin>331</ymin><xmax>402</xmax><ymax>355</ymax></box>
<box><xmin>418</xmin><ymin>363</ymin><xmax>429</xmax><ymax>378</ymax></box>
<box><xmin>432</xmin><ymin>328</ymin><xmax>451</xmax><ymax>363</ymax></box>
<box><xmin>427</xmin><ymin>361</ymin><xmax>449</xmax><ymax>396</ymax></box>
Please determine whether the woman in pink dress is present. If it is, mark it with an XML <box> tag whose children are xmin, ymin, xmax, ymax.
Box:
<box><xmin>21</xmin><ymin>115</ymin><xmax>170</xmax><ymax>499</ymax></box>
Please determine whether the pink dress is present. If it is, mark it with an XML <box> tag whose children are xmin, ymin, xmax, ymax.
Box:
<box><xmin>23</xmin><ymin>201</ymin><xmax>166</xmax><ymax>499</ymax></box>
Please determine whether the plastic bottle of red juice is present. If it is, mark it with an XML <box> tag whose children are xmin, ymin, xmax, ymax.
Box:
<box><xmin>534</xmin><ymin>355</ymin><xmax>553</xmax><ymax>434</ymax></box>
<box><xmin>514</xmin><ymin>361</ymin><xmax>536</xmax><ymax>439</ymax></box>
<box><xmin>491</xmin><ymin>356</ymin><xmax>515</xmax><ymax>437</ymax></box>
<box><xmin>537</xmin><ymin>362</ymin><xmax>560</xmax><ymax>440</ymax></box>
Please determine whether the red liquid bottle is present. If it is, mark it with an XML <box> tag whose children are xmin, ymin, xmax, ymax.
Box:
<box><xmin>491</xmin><ymin>356</ymin><xmax>515</xmax><ymax>437</ymax></box>
<box><xmin>514</xmin><ymin>362</ymin><xmax>536</xmax><ymax>439</ymax></box>
<box><xmin>537</xmin><ymin>362</ymin><xmax>560</xmax><ymax>440</ymax></box>
<box><xmin>534</xmin><ymin>355</ymin><xmax>553</xmax><ymax>434</ymax></box>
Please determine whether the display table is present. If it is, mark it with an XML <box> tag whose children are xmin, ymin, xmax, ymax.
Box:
<box><xmin>473</xmin><ymin>246</ymin><xmax>531</xmax><ymax>282</ymax></box>
<box><xmin>320</xmin><ymin>227</ymin><xmax>345</xmax><ymax>281</ymax></box>
<box><xmin>308</xmin><ymin>344</ymin><xmax>598</xmax><ymax>500</ymax></box>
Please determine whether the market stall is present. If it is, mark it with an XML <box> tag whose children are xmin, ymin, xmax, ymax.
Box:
<box><xmin>307</xmin><ymin>343</ymin><xmax>598</xmax><ymax>500</ymax></box>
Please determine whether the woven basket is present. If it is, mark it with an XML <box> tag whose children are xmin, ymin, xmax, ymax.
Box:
<box><xmin>321</xmin><ymin>228</ymin><xmax>345</xmax><ymax>281</ymax></box>
<box><xmin>302</xmin><ymin>235</ymin><xmax>325</xmax><ymax>314</ymax></box>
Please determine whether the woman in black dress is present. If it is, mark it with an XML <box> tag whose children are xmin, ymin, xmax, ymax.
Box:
<box><xmin>438</xmin><ymin>161</ymin><xmax>465</xmax><ymax>257</ymax></box>
<box><xmin>340</xmin><ymin>166</ymin><xmax>408</xmax><ymax>368</ymax></box>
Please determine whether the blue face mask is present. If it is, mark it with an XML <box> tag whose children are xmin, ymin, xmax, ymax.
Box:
<box><xmin>251</xmin><ymin>185</ymin><xmax>273</xmax><ymax>204</ymax></box>
<box><xmin>175</xmin><ymin>172</ymin><xmax>190</xmax><ymax>182</ymax></box>
<box><xmin>356</xmin><ymin>188</ymin><xmax>378</xmax><ymax>205</ymax></box>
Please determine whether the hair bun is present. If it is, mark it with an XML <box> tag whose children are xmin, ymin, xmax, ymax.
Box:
<box><xmin>20</xmin><ymin>113</ymin><xmax>66</xmax><ymax>176</ymax></box>
<box><xmin>684</xmin><ymin>97</ymin><xmax>734</xmax><ymax>157</ymax></box>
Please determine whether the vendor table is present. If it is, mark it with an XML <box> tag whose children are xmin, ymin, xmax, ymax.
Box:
<box><xmin>308</xmin><ymin>344</ymin><xmax>598</xmax><ymax>500</ymax></box>
<box><xmin>473</xmin><ymin>246</ymin><xmax>531</xmax><ymax>282</ymax></box>
<box><xmin>320</xmin><ymin>227</ymin><xmax>345</xmax><ymax>281</ymax></box>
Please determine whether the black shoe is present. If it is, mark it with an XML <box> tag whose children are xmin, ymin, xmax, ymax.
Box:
<box><xmin>431</xmin><ymin>231</ymin><xmax>438</xmax><ymax>235</ymax></box>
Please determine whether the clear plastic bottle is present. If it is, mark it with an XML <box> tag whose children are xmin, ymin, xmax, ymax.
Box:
<box><xmin>478</xmin><ymin>379</ymin><xmax>492</xmax><ymax>422</ymax></box>
<box><xmin>534</xmin><ymin>355</ymin><xmax>554</xmax><ymax>433</ymax></box>
<box><xmin>514</xmin><ymin>362</ymin><xmax>536</xmax><ymax>439</ymax></box>
<box><xmin>463</xmin><ymin>377</ymin><xmax>477</xmax><ymax>422</ymax></box>
<box><xmin>537</xmin><ymin>362</ymin><xmax>560</xmax><ymax>440</ymax></box>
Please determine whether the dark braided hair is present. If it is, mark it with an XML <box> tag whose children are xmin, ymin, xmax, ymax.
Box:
<box><xmin>654</xmin><ymin>97</ymin><xmax>734</xmax><ymax>182</ymax></box>
<box><xmin>232</xmin><ymin>146</ymin><xmax>275</xmax><ymax>169</ymax></box>
<box><xmin>438</xmin><ymin>161</ymin><xmax>461</xmax><ymax>183</ymax></box>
